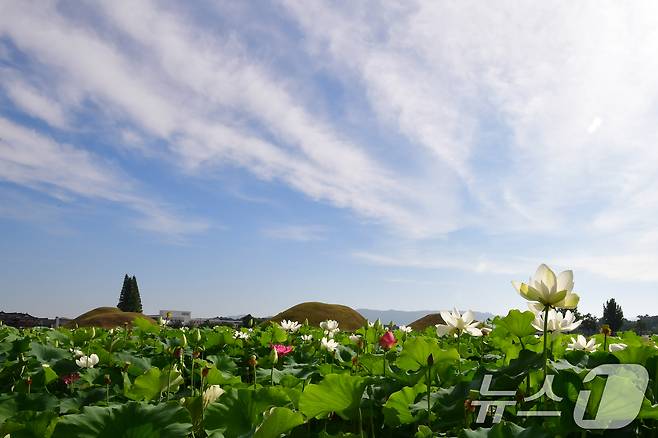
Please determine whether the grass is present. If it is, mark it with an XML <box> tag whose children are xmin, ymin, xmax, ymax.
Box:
<box><xmin>65</xmin><ymin>307</ymin><xmax>155</xmax><ymax>328</ymax></box>
<box><xmin>269</xmin><ymin>301</ymin><xmax>366</xmax><ymax>330</ymax></box>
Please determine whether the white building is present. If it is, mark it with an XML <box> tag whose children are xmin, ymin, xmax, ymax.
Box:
<box><xmin>159</xmin><ymin>310</ymin><xmax>192</xmax><ymax>324</ymax></box>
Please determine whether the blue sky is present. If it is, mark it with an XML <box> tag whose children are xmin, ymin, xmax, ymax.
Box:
<box><xmin>2</xmin><ymin>1</ymin><xmax>658</xmax><ymax>319</ymax></box>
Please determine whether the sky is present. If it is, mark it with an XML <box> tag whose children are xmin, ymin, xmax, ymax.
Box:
<box><xmin>2</xmin><ymin>1</ymin><xmax>658</xmax><ymax>319</ymax></box>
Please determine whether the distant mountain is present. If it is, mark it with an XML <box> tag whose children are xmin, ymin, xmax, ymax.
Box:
<box><xmin>356</xmin><ymin>309</ymin><xmax>495</xmax><ymax>326</ymax></box>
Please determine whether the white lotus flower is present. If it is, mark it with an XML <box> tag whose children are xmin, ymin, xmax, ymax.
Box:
<box><xmin>300</xmin><ymin>334</ymin><xmax>313</xmax><ymax>342</ymax></box>
<box><xmin>70</xmin><ymin>348</ymin><xmax>84</xmax><ymax>358</ymax></box>
<box><xmin>567</xmin><ymin>335</ymin><xmax>600</xmax><ymax>352</ymax></box>
<box><xmin>513</xmin><ymin>264</ymin><xmax>580</xmax><ymax>311</ymax></box>
<box><xmin>609</xmin><ymin>343</ymin><xmax>627</xmax><ymax>352</ymax></box>
<box><xmin>76</xmin><ymin>353</ymin><xmax>99</xmax><ymax>368</ymax></box>
<box><xmin>280</xmin><ymin>320</ymin><xmax>302</xmax><ymax>333</ymax></box>
<box><xmin>435</xmin><ymin>308</ymin><xmax>482</xmax><ymax>337</ymax></box>
<box><xmin>320</xmin><ymin>320</ymin><xmax>339</xmax><ymax>331</ymax></box>
<box><xmin>531</xmin><ymin>308</ymin><xmax>582</xmax><ymax>334</ymax></box>
<box><xmin>321</xmin><ymin>337</ymin><xmax>339</xmax><ymax>353</ymax></box>
<box><xmin>233</xmin><ymin>331</ymin><xmax>250</xmax><ymax>340</ymax></box>
<box><xmin>398</xmin><ymin>325</ymin><xmax>412</xmax><ymax>333</ymax></box>
<box><xmin>349</xmin><ymin>334</ymin><xmax>361</xmax><ymax>343</ymax></box>
<box><xmin>202</xmin><ymin>385</ymin><xmax>224</xmax><ymax>408</ymax></box>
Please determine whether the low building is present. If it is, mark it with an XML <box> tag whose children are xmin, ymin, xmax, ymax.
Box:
<box><xmin>159</xmin><ymin>310</ymin><xmax>191</xmax><ymax>324</ymax></box>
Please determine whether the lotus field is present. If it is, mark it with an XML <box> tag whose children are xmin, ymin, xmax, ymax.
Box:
<box><xmin>3</xmin><ymin>264</ymin><xmax>658</xmax><ymax>437</ymax></box>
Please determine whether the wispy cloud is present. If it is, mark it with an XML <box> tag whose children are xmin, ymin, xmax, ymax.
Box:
<box><xmin>0</xmin><ymin>117</ymin><xmax>207</xmax><ymax>239</ymax></box>
<box><xmin>262</xmin><ymin>225</ymin><xmax>327</xmax><ymax>242</ymax></box>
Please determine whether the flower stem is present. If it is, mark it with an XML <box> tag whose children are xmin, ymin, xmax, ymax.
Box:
<box><xmin>426</xmin><ymin>364</ymin><xmax>432</xmax><ymax>425</ymax></box>
<box><xmin>382</xmin><ymin>351</ymin><xmax>386</xmax><ymax>377</ymax></box>
<box><xmin>543</xmin><ymin>306</ymin><xmax>549</xmax><ymax>382</ymax></box>
<box><xmin>457</xmin><ymin>333</ymin><xmax>462</xmax><ymax>374</ymax></box>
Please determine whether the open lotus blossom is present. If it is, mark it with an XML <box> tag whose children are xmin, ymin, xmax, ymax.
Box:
<box><xmin>272</xmin><ymin>344</ymin><xmax>294</xmax><ymax>357</ymax></box>
<box><xmin>280</xmin><ymin>320</ymin><xmax>302</xmax><ymax>333</ymax></box>
<box><xmin>202</xmin><ymin>385</ymin><xmax>224</xmax><ymax>409</ymax></box>
<box><xmin>398</xmin><ymin>325</ymin><xmax>412</xmax><ymax>333</ymax></box>
<box><xmin>300</xmin><ymin>334</ymin><xmax>313</xmax><ymax>342</ymax></box>
<box><xmin>513</xmin><ymin>264</ymin><xmax>580</xmax><ymax>311</ymax></box>
<box><xmin>567</xmin><ymin>335</ymin><xmax>600</xmax><ymax>352</ymax></box>
<box><xmin>320</xmin><ymin>320</ymin><xmax>340</xmax><ymax>338</ymax></box>
<box><xmin>379</xmin><ymin>331</ymin><xmax>397</xmax><ymax>349</ymax></box>
<box><xmin>531</xmin><ymin>308</ymin><xmax>582</xmax><ymax>334</ymax></box>
<box><xmin>436</xmin><ymin>308</ymin><xmax>483</xmax><ymax>337</ymax></box>
<box><xmin>70</xmin><ymin>348</ymin><xmax>84</xmax><ymax>358</ymax></box>
<box><xmin>321</xmin><ymin>337</ymin><xmax>339</xmax><ymax>353</ymax></box>
<box><xmin>233</xmin><ymin>331</ymin><xmax>250</xmax><ymax>340</ymax></box>
<box><xmin>76</xmin><ymin>354</ymin><xmax>99</xmax><ymax>369</ymax></box>
<box><xmin>609</xmin><ymin>343</ymin><xmax>628</xmax><ymax>352</ymax></box>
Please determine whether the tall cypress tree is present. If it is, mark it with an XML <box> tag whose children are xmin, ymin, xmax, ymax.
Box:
<box><xmin>117</xmin><ymin>274</ymin><xmax>131</xmax><ymax>312</ymax></box>
<box><xmin>129</xmin><ymin>275</ymin><xmax>143</xmax><ymax>313</ymax></box>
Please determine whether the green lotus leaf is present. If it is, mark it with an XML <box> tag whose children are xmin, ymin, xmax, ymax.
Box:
<box><xmin>51</xmin><ymin>401</ymin><xmax>192</xmax><ymax>438</ymax></box>
<box><xmin>299</xmin><ymin>374</ymin><xmax>366</xmax><ymax>420</ymax></box>
<box><xmin>204</xmin><ymin>387</ymin><xmax>292</xmax><ymax>437</ymax></box>
<box><xmin>253</xmin><ymin>407</ymin><xmax>304</xmax><ymax>438</ymax></box>
<box><xmin>396</xmin><ymin>337</ymin><xmax>458</xmax><ymax>372</ymax></box>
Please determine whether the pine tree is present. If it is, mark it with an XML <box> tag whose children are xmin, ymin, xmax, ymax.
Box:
<box><xmin>117</xmin><ymin>274</ymin><xmax>131</xmax><ymax>312</ymax></box>
<box><xmin>602</xmin><ymin>298</ymin><xmax>624</xmax><ymax>333</ymax></box>
<box><xmin>129</xmin><ymin>275</ymin><xmax>143</xmax><ymax>313</ymax></box>
<box><xmin>117</xmin><ymin>274</ymin><xmax>143</xmax><ymax>313</ymax></box>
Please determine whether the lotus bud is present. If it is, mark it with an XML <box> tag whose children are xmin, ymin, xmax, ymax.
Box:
<box><xmin>202</xmin><ymin>367</ymin><xmax>210</xmax><ymax>378</ymax></box>
<box><xmin>26</xmin><ymin>376</ymin><xmax>32</xmax><ymax>386</ymax></box>
<box><xmin>248</xmin><ymin>355</ymin><xmax>258</xmax><ymax>367</ymax></box>
<box><xmin>194</xmin><ymin>329</ymin><xmax>201</xmax><ymax>343</ymax></box>
<box><xmin>427</xmin><ymin>353</ymin><xmax>434</xmax><ymax>367</ymax></box>
<box><xmin>173</xmin><ymin>347</ymin><xmax>182</xmax><ymax>359</ymax></box>
<box><xmin>270</xmin><ymin>346</ymin><xmax>278</xmax><ymax>363</ymax></box>
<box><xmin>600</xmin><ymin>324</ymin><xmax>612</xmax><ymax>336</ymax></box>
<box><xmin>379</xmin><ymin>331</ymin><xmax>397</xmax><ymax>350</ymax></box>
<box><xmin>181</xmin><ymin>334</ymin><xmax>188</xmax><ymax>348</ymax></box>
<box><xmin>104</xmin><ymin>374</ymin><xmax>111</xmax><ymax>385</ymax></box>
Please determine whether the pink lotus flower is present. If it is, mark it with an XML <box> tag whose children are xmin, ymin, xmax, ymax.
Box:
<box><xmin>62</xmin><ymin>372</ymin><xmax>80</xmax><ymax>385</ymax></box>
<box><xmin>272</xmin><ymin>344</ymin><xmax>294</xmax><ymax>356</ymax></box>
<box><xmin>379</xmin><ymin>331</ymin><xmax>397</xmax><ymax>350</ymax></box>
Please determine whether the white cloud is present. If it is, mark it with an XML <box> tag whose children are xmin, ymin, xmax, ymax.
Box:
<box><xmin>0</xmin><ymin>0</ymin><xmax>464</xmax><ymax>238</ymax></box>
<box><xmin>0</xmin><ymin>117</ymin><xmax>207</xmax><ymax>238</ymax></box>
<box><xmin>262</xmin><ymin>225</ymin><xmax>327</xmax><ymax>242</ymax></box>
<box><xmin>0</xmin><ymin>74</ymin><xmax>69</xmax><ymax>129</ymax></box>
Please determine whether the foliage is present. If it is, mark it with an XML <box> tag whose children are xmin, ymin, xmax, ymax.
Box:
<box><xmin>602</xmin><ymin>298</ymin><xmax>624</xmax><ymax>333</ymax></box>
<box><xmin>2</xmin><ymin>310</ymin><xmax>658</xmax><ymax>437</ymax></box>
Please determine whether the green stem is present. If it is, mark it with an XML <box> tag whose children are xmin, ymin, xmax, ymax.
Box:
<box><xmin>457</xmin><ymin>333</ymin><xmax>462</xmax><ymax>374</ymax></box>
<box><xmin>603</xmin><ymin>333</ymin><xmax>608</xmax><ymax>352</ymax></box>
<box><xmin>252</xmin><ymin>364</ymin><xmax>257</xmax><ymax>390</ymax></box>
<box><xmin>543</xmin><ymin>306</ymin><xmax>549</xmax><ymax>382</ymax></box>
<box><xmin>190</xmin><ymin>357</ymin><xmax>195</xmax><ymax>394</ymax></box>
<box><xmin>271</xmin><ymin>365</ymin><xmax>274</xmax><ymax>386</ymax></box>
<box><xmin>427</xmin><ymin>364</ymin><xmax>432</xmax><ymax>425</ymax></box>
<box><xmin>166</xmin><ymin>359</ymin><xmax>173</xmax><ymax>401</ymax></box>
<box><xmin>382</xmin><ymin>351</ymin><xmax>386</xmax><ymax>377</ymax></box>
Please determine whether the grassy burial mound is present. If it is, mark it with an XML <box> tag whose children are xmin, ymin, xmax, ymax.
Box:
<box><xmin>409</xmin><ymin>313</ymin><xmax>446</xmax><ymax>331</ymax></box>
<box><xmin>65</xmin><ymin>307</ymin><xmax>155</xmax><ymax>328</ymax></box>
<box><xmin>270</xmin><ymin>302</ymin><xmax>366</xmax><ymax>331</ymax></box>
